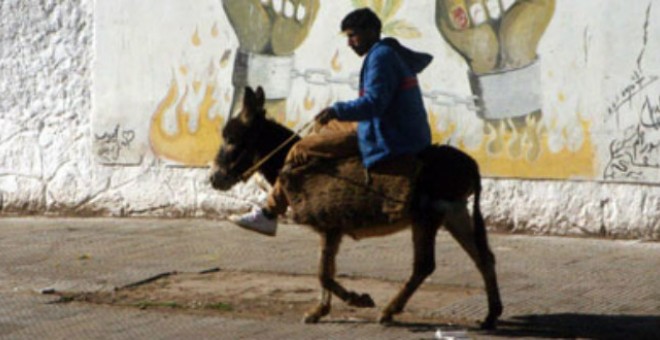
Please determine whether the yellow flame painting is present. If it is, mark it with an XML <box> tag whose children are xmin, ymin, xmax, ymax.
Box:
<box><xmin>150</xmin><ymin>79</ymin><xmax>224</xmax><ymax>166</ymax></box>
<box><xmin>431</xmin><ymin>113</ymin><xmax>596</xmax><ymax>179</ymax></box>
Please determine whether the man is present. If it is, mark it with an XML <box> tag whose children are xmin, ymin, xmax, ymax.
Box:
<box><xmin>230</xmin><ymin>7</ymin><xmax>433</xmax><ymax>236</ymax></box>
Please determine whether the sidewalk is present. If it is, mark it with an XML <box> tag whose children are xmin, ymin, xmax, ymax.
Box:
<box><xmin>0</xmin><ymin>217</ymin><xmax>658</xmax><ymax>339</ymax></box>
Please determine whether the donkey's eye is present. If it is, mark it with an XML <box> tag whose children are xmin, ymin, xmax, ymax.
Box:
<box><xmin>223</xmin><ymin>133</ymin><xmax>239</xmax><ymax>145</ymax></box>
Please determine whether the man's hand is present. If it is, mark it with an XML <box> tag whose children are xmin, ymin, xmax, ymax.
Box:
<box><xmin>315</xmin><ymin>107</ymin><xmax>337</xmax><ymax>126</ymax></box>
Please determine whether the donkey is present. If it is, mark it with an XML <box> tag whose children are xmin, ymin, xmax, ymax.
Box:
<box><xmin>210</xmin><ymin>86</ymin><xmax>502</xmax><ymax>329</ymax></box>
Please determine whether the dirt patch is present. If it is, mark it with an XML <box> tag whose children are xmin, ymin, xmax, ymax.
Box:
<box><xmin>58</xmin><ymin>270</ymin><xmax>480</xmax><ymax>325</ymax></box>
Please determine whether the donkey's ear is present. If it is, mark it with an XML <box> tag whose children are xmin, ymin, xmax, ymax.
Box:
<box><xmin>254</xmin><ymin>86</ymin><xmax>265</xmax><ymax>109</ymax></box>
<box><xmin>240</xmin><ymin>86</ymin><xmax>258</xmax><ymax>123</ymax></box>
<box><xmin>243</xmin><ymin>86</ymin><xmax>256</xmax><ymax>105</ymax></box>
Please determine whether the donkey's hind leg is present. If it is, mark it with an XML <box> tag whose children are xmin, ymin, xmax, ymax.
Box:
<box><xmin>444</xmin><ymin>207</ymin><xmax>502</xmax><ymax>329</ymax></box>
<box><xmin>379</xmin><ymin>220</ymin><xmax>439</xmax><ymax>324</ymax></box>
<box><xmin>304</xmin><ymin>230</ymin><xmax>375</xmax><ymax>324</ymax></box>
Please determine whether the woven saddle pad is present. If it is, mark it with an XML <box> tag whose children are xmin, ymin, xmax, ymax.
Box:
<box><xmin>279</xmin><ymin>155</ymin><xmax>421</xmax><ymax>230</ymax></box>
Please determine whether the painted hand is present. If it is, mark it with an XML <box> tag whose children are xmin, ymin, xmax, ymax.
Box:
<box><xmin>435</xmin><ymin>0</ymin><xmax>555</xmax><ymax>74</ymax></box>
<box><xmin>435</xmin><ymin>0</ymin><xmax>555</xmax><ymax>159</ymax></box>
<box><xmin>222</xmin><ymin>0</ymin><xmax>320</xmax><ymax>55</ymax></box>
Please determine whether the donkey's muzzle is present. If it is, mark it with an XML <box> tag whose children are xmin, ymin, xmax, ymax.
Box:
<box><xmin>209</xmin><ymin>171</ymin><xmax>239</xmax><ymax>191</ymax></box>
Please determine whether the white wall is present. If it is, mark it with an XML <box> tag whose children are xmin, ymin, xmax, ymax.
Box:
<box><xmin>0</xmin><ymin>0</ymin><xmax>658</xmax><ymax>240</ymax></box>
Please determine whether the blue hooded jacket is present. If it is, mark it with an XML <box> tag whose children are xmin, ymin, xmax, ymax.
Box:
<box><xmin>332</xmin><ymin>38</ymin><xmax>433</xmax><ymax>168</ymax></box>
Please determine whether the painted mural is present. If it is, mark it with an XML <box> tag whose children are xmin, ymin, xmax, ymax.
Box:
<box><xmin>93</xmin><ymin>0</ymin><xmax>660</xmax><ymax>183</ymax></box>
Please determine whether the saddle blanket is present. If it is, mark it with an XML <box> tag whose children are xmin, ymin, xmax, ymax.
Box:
<box><xmin>279</xmin><ymin>154</ymin><xmax>421</xmax><ymax>230</ymax></box>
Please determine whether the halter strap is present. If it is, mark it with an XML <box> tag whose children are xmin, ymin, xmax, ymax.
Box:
<box><xmin>239</xmin><ymin>118</ymin><xmax>316</xmax><ymax>181</ymax></box>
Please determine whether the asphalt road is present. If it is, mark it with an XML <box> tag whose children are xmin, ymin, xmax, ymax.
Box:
<box><xmin>0</xmin><ymin>217</ymin><xmax>658</xmax><ymax>339</ymax></box>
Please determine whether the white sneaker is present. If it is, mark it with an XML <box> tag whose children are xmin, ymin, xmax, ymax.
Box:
<box><xmin>229</xmin><ymin>208</ymin><xmax>277</xmax><ymax>236</ymax></box>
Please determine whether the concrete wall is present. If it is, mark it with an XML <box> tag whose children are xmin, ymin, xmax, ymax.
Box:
<box><xmin>1</xmin><ymin>0</ymin><xmax>659</xmax><ymax>240</ymax></box>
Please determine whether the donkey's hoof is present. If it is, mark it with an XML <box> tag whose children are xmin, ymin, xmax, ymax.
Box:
<box><xmin>302</xmin><ymin>313</ymin><xmax>321</xmax><ymax>324</ymax></box>
<box><xmin>349</xmin><ymin>293</ymin><xmax>375</xmax><ymax>308</ymax></box>
<box><xmin>480</xmin><ymin>304</ymin><xmax>502</xmax><ymax>330</ymax></box>
<box><xmin>377</xmin><ymin>313</ymin><xmax>394</xmax><ymax>325</ymax></box>
<box><xmin>303</xmin><ymin>303</ymin><xmax>331</xmax><ymax>324</ymax></box>
<box><xmin>480</xmin><ymin>317</ymin><xmax>498</xmax><ymax>330</ymax></box>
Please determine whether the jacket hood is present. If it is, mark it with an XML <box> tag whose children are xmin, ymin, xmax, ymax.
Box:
<box><xmin>380</xmin><ymin>37</ymin><xmax>433</xmax><ymax>74</ymax></box>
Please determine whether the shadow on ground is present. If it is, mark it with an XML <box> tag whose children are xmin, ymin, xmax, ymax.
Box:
<box><xmin>489</xmin><ymin>313</ymin><xmax>660</xmax><ymax>339</ymax></box>
<box><xmin>374</xmin><ymin>314</ymin><xmax>660</xmax><ymax>339</ymax></box>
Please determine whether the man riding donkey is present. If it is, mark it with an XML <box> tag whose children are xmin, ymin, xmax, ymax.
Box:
<box><xmin>231</xmin><ymin>7</ymin><xmax>434</xmax><ymax>236</ymax></box>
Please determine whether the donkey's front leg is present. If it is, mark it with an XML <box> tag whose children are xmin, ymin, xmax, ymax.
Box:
<box><xmin>303</xmin><ymin>230</ymin><xmax>375</xmax><ymax>324</ymax></box>
<box><xmin>379</xmin><ymin>221</ymin><xmax>438</xmax><ymax>324</ymax></box>
<box><xmin>303</xmin><ymin>289</ymin><xmax>332</xmax><ymax>324</ymax></box>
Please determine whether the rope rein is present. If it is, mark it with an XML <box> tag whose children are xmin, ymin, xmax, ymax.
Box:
<box><xmin>240</xmin><ymin>119</ymin><xmax>317</xmax><ymax>181</ymax></box>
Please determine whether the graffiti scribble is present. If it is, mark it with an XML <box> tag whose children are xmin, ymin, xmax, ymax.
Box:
<box><xmin>641</xmin><ymin>95</ymin><xmax>660</xmax><ymax>129</ymax></box>
<box><xmin>604</xmin><ymin>97</ymin><xmax>660</xmax><ymax>180</ymax></box>
<box><xmin>606</xmin><ymin>70</ymin><xmax>659</xmax><ymax>127</ymax></box>
<box><xmin>95</xmin><ymin>124</ymin><xmax>136</xmax><ymax>162</ymax></box>
<box><xmin>604</xmin><ymin>4</ymin><xmax>660</xmax><ymax>182</ymax></box>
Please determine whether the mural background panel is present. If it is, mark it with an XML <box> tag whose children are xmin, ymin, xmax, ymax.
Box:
<box><xmin>93</xmin><ymin>0</ymin><xmax>660</xmax><ymax>183</ymax></box>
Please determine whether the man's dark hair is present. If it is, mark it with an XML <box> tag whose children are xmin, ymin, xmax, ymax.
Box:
<box><xmin>341</xmin><ymin>8</ymin><xmax>382</xmax><ymax>32</ymax></box>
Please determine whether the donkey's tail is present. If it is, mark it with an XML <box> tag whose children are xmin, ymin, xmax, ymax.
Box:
<box><xmin>473</xmin><ymin>174</ymin><xmax>495</xmax><ymax>265</ymax></box>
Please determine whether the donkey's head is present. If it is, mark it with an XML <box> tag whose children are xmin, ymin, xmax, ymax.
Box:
<box><xmin>209</xmin><ymin>86</ymin><xmax>266</xmax><ymax>190</ymax></box>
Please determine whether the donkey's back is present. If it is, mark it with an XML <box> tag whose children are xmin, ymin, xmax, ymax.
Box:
<box><xmin>417</xmin><ymin>144</ymin><xmax>481</xmax><ymax>202</ymax></box>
